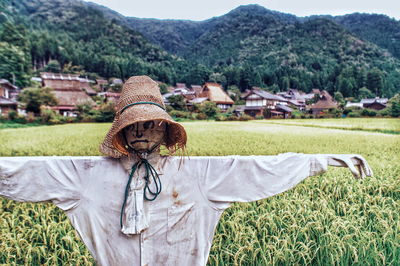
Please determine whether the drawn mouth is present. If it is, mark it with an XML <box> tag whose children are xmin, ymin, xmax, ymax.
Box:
<box><xmin>131</xmin><ymin>140</ymin><xmax>149</xmax><ymax>145</ymax></box>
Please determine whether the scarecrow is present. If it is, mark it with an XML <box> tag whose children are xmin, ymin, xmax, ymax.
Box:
<box><xmin>0</xmin><ymin>76</ymin><xmax>372</xmax><ymax>266</ymax></box>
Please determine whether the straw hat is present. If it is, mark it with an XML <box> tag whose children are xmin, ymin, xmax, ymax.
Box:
<box><xmin>100</xmin><ymin>76</ymin><xmax>187</xmax><ymax>158</ymax></box>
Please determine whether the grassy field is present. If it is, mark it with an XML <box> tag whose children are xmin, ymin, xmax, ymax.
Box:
<box><xmin>0</xmin><ymin>121</ymin><xmax>42</xmax><ymax>130</ymax></box>
<box><xmin>0</xmin><ymin>119</ymin><xmax>399</xmax><ymax>265</ymax></box>
<box><xmin>262</xmin><ymin>118</ymin><xmax>400</xmax><ymax>134</ymax></box>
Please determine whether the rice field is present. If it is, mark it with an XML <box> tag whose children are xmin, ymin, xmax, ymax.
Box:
<box><xmin>263</xmin><ymin>118</ymin><xmax>400</xmax><ymax>134</ymax></box>
<box><xmin>0</xmin><ymin>119</ymin><xmax>399</xmax><ymax>265</ymax></box>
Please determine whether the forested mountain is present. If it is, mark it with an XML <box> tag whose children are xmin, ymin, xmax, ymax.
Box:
<box><xmin>334</xmin><ymin>14</ymin><xmax>400</xmax><ymax>59</ymax></box>
<box><xmin>0</xmin><ymin>0</ymin><xmax>180</xmax><ymax>86</ymax></box>
<box><xmin>126</xmin><ymin>5</ymin><xmax>400</xmax><ymax>97</ymax></box>
<box><xmin>1</xmin><ymin>0</ymin><xmax>399</xmax><ymax>98</ymax></box>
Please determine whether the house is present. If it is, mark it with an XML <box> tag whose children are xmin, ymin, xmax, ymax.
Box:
<box><xmin>190</xmin><ymin>85</ymin><xmax>203</xmax><ymax>97</ymax></box>
<box><xmin>345</xmin><ymin>102</ymin><xmax>363</xmax><ymax>109</ymax></box>
<box><xmin>361</xmin><ymin>98</ymin><xmax>388</xmax><ymax>110</ymax></box>
<box><xmin>40</xmin><ymin>72</ymin><xmax>95</xmax><ymax>116</ymax></box>
<box><xmin>95</xmin><ymin>79</ymin><xmax>108</xmax><ymax>92</ymax></box>
<box><xmin>345</xmin><ymin>98</ymin><xmax>388</xmax><ymax>110</ymax></box>
<box><xmin>309</xmin><ymin>90</ymin><xmax>338</xmax><ymax>115</ymax></box>
<box><xmin>176</xmin><ymin>83</ymin><xmax>187</xmax><ymax>89</ymax></box>
<box><xmin>0</xmin><ymin>79</ymin><xmax>18</xmax><ymax>115</ymax></box>
<box><xmin>199</xmin><ymin>83</ymin><xmax>234</xmax><ymax>110</ymax></box>
<box><xmin>287</xmin><ymin>99</ymin><xmax>306</xmax><ymax>110</ymax></box>
<box><xmin>98</xmin><ymin>92</ymin><xmax>120</xmax><ymax>104</ymax></box>
<box><xmin>274</xmin><ymin>104</ymin><xmax>292</xmax><ymax>119</ymax></box>
<box><xmin>243</xmin><ymin>87</ymin><xmax>291</xmax><ymax>118</ymax></box>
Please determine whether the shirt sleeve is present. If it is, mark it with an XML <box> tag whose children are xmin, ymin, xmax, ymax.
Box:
<box><xmin>0</xmin><ymin>156</ymin><xmax>89</xmax><ymax>211</ymax></box>
<box><xmin>198</xmin><ymin>153</ymin><xmax>328</xmax><ymax>206</ymax></box>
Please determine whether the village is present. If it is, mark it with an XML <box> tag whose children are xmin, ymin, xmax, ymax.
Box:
<box><xmin>0</xmin><ymin>72</ymin><xmax>392</xmax><ymax>123</ymax></box>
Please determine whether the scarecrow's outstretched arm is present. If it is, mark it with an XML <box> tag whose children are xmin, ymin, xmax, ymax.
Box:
<box><xmin>325</xmin><ymin>154</ymin><xmax>373</xmax><ymax>179</ymax></box>
<box><xmin>197</xmin><ymin>153</ymin><xmax>372</xmax><ymax>206</ymax></box>
<box><xmin>0</xmin><ymin>156</ymin><xmax>84</xmax><ymax>210</ymax></box>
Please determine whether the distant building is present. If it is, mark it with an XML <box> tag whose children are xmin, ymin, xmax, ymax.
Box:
<box><xmin>243</xmin><ymin>87</ymin><xmax>291</xmax><ymax>118</ymax></box>
<box><xmin>98</xmin><ymin>92</ymin><xmax>120</xmax><ymax>104</ymax></box>
<box><xmin>190</xmin><ymin>85</ymin><xmax>203</xmax><ymax>97</ymax></box>
<box><xmin>0</xmin><ymin>79</ymin><xmax>18</xmax><ymax>115</ymax></box>
<box><xmin>199</xmin><ymin>83</ymin><xmax>234</xmax><ymax>110</ymax></box>
<box><xmin>40</xmin><ymin>72</ymin><xmax>95</xmax><ymax>116</ymax></box>
<box><xmin>93</xmin><ymin>79</ymin><xmax>108</xmax><ymax>92</ymax></box>
<box><xmin>361</xmin><ymin>98</ymin><xmax>388</xmax><ymax>110</ymax></box>
<box><xmin>345</xmin><ymin>98</ymin><xmax>388</xmax><ymax>111</ymax></box>
<box><xmin>176</xmin><ymin>83</ymin><xmax>187</xmax><ymax>89</ymax></box>
<box><xmin>345</xmin><ymin>102</ymin><xmax>363</xmax><ymax>109</ymax></box>
<box><xmin>309</xmin><ymin>90</ymin><xmax>338</xmax><ymax>115</ymax></box>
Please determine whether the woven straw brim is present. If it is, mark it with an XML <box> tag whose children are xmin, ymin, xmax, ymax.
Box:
<box><xmin>100</xmin><ymin>105</ymin><xmax>187</xmax><ymax>158</ymax></box>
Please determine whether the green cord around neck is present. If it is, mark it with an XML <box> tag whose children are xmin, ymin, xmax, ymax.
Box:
<box><xmin>120</xmin><ymin>156</ymin><xmax>162</xmax><ymax>228</ymax></box>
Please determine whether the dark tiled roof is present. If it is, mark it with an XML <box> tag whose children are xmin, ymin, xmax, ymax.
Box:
<box><xmin>276</xmin><ymin>104</ymin><xmax>292</xmax><ymax>113</ymax></box>
<box><xmin>246</xmin><ymin>88</ymin><xmax>286</xmax><ymax>101</ymax></box>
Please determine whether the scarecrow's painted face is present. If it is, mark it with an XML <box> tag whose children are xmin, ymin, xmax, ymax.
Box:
<box><xmin>123</xmin><ymin>120</ymin><xmax>166</xmax><ymax>153</ymax></box>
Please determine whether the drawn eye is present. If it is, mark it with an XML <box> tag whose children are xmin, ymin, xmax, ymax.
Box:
<box><xmin>143</xmin><ymin>121</ymin><xmax>155</xmax><ymax>130</ymax></box>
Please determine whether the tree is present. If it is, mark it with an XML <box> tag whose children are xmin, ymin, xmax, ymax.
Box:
<box><xmin>18</xmin><ymin>87</ymin><xmax>58</xmax><ymax>115</ymax></box>
<box><xmin>184</xmin><ymin>64</ymin><xmax>210</xmax><ymax>85</ymax></box>
<box><xmin>167</xmin><ymin>95</ymin><xmax>187</xmax><ymax>111</ymax></box>
<box><xmin>387</xmin><ymin>94</ymin><xmax>400</xmax><ymax>117</ymax></box>
<box><xmin>367</xmin><ymin>69</ymin><xmax>383</xmax><ymax>96</ymax></box>
<box><xmin>199</xmin><ymin>101</ymin><xmax>219</xmax><ymax>118</ymax></box>
<box><xmin>334</xmin><ymin>91</ymin><xmax>344</xmax><ymax>102</ymax></box>
<box><xmin>159</xmin><ymin>83</ymin><xmax>169</xmax><ymax>94</ymax></box>
<box><xmin>43</xmin><ymin>59</ymin><xmax>61</xmax><ymax>73</ymax></box>
<box><xmin>209</xmin><ymin>73</ymin><xmax>227</xmax><ymax>87</ymax></box>
<box><xmin>358</xmin><ymin>87</ymin><xmax>374</xmax><ymax>100</ymax></box>
<box><xmin>0</xmin><ymin>42</ymin><xmax>30</xmax><ymax>86</ymax></box>
<box><xmin>334</xmin><ymin>91</ymin><xmax>345</xmax><ymax>108</ymax></box>
<box><xmin>75</xmin><ymin>100</ymin><xmax>94</xmax><ymax>120</ymax></box>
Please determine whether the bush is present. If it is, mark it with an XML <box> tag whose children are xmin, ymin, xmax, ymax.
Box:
<box><xmin>170</xmin><ymin>110</ymin><xmax>192</xmax><ymax>119</ymax></box>
<box><xmin>196</xmin><ymin>113</ymin><xmax>208</xmax><ymax>120</ymax></box>
<box><xmin>327</xmin><ymin>108</ymin><xmax>343</xmax><ymax>118</ymax></box>
<box><xmin>226</xmin><ymin>115</ymin><xmax>239</xmax><ymax>121</ymax></box>
<box><xmin>7</xmin><ymin>110</ymin><xmax>18</xmax><ymax>121</ymax></box>
<box><xmin>348</xmin><ymin>111</ymin><xmax>361</xmax><ymax>118</ymax></box>
<box><xmin>343</xmin><ymin>107</ymin><xmax>361</xmax><ymax>116</ymax></box>
<box><xmin>361</xmin><ymin>108</ymin><xmax>377</xmax><ymax>117</ymax></box>
<box><xmin>215</xmin><ymin>115</ymin><xmax>226</xmax><ymax>121</ymax></box>
<box><xmin>93</xmin><ymin>103</ymin><xmax>116</xmax><ymax>122</ymax></box>
<box><xmin>255</xmin><ymin>115</ymin><xmax>264</xmax><ymax>120</ymax></box>
<box><xmin>199</xmin><ymin>102</ymin><xmax>219</xmax><ymax>118</ymax></box>
<box><xmin>39</xmin><ymin>107</ymin><xmax>65</xmax><ymax>124</ymax></box>
<box><xmin>26</xmin><ymin>112</ymin><xmax>36</xmax><ymax>123</ymax></box>
<box><xmin>238</xmin><ymin>114</ymin><xmax>253</xmax><ymax>121</ymax></box>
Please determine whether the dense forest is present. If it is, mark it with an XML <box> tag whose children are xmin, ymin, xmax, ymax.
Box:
<box><xmin>1</xmin><ymin>0</ymin><xmax>399</xmax><ymax>98</ymax></box>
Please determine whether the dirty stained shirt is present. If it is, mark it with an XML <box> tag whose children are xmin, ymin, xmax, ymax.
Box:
<box><xmin>0</xmin><ymin>153</ymin><xmax>329</xmax><ymax>266</ymax></box>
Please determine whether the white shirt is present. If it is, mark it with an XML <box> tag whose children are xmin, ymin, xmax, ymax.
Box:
<box><xmin>0</xmin><ymin>153</ymin><xmax>370</xmax><ymax>266</ymax></box>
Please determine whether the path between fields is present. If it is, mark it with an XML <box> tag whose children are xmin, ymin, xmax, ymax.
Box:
<box><xmin>262</xmin><ymin>121</ymin><xmax>400</xmax><ymax>135</ymax></box>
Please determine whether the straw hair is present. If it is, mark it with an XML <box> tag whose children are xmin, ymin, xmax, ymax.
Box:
<box><xmin>100</xmin><ymin>76</ymin><xmax>187</xmax><ymax>158</ymax></box>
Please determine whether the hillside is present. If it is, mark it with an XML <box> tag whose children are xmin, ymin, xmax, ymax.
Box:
<box><xmin>334</xmin><ymin>13</ymin><xmax>400</xmax><ymax>59</ymax></box>
<box><xmin>0</xmin><ymin>0</ymin><xmax>178</xmax><ymax>86</ymax></box>
<box><xmin>127</xmin><ymin>5</ymin><xmax>400</xmax><ymax>96</ymax></box>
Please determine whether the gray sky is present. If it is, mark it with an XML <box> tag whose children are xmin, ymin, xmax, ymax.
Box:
<box><xmin>86</xmin><ymin>0</ymin><xmax>400</xmax><ymax>21</ymax></box>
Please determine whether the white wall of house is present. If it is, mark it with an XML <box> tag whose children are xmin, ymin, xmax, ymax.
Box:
<box><xmin>217</xmin><ymin>104</ymin><xmax>232</xmax><ymax>110</ymax></box>
<box><xmin>245</xmin><ymin>94</ymin><xmax>266</xmax><ymax>106</ymax></box>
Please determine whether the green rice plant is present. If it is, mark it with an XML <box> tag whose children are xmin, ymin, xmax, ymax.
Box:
<box><xmin>263</xmin><ymin>118</ymin><xmax>400</xmax><ymax>134</ymax></box>
<box><xmin>0</xmin><ymin>120</ymin><xmax>399</xmax><ymax>265</ymax></box>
